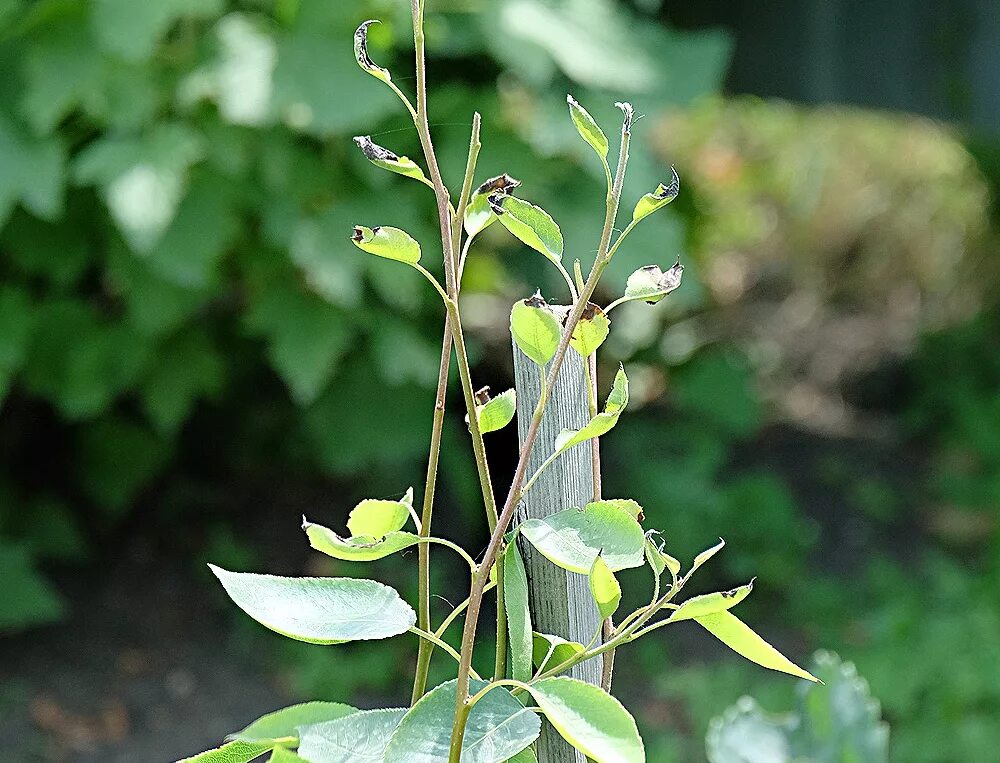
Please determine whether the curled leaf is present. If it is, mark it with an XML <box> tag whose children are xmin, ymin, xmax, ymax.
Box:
<box><xmin>570</xmin><ymin>302</ymin><xmax>610</xmax><ymax>357</ymax></box>
<box><xmin>687</xmin><ymin>537</ymin><xmax>726</xmax><ymax>581</ymax></box>
<box><xmin>353</xmin><ymin>136</ymin><xmax>429</xmax><ymax>185</ymax></box>
<box><xmin>632</xmin><ymin>167</ymin><xmax>681</xmax><ymax>222</ymax></box>
<box><xmin>622</xmin><ymin>261</ymin><xmax>683</xmax><ymax>305</ymax></box>
<box><xmin>303</xmin><ymin>521</ymin><xmax>420</xmax><ymax>563</ymax></box>
<box><xmin>351</xmin><ymin>225</ymin><xmax>421</xmax><ymax>264</ymax></box>
<box><xmin>510</xmin><ymin>294</ymin><xmax>561</xmax><ymax>367</ymax></box>
<box><xmin>346</xmin><ymin>493</ymin><xmax>413</xmax><ymax>539</ymax></box>
<box><xmin>532</xmin><ymin>632</ymin><xmax>585</xmax><ymax>673</ymax></box>
<box><xmin>354</xmin><ymin>20</ymin><xmax>391</xmax><ymax>83</ymax></box>
<box><xmin>465</xmin><ymin>173</ymin><xmax>520</xmax><ymax>237</ymax></box>
<box><xmin>489</xmin><ymin>195</ymin><xmax>563</xmax><ymax>264</ymax></box>
<box><xmin>567</xmin><ymin>94</ymin><xmax>609</xmax><ymax>160</ymax></box>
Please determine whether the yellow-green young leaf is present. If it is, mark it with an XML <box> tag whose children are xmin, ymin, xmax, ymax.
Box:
<box><xmin>632</xmin><ymin>167</ymin><xmax>680</xmax><ymax>222</ymax></box>
<box><xmin>667</xmin><ymin>580</ymin><xmax>754</xmax><ymax>623</ymax></box>
<box><xmin>687</xmin><ymin>537</ymin><xmax>725</xmax><ymax>580</ymax></box>
<box><xmin>353</xmin><ymin>136</ymin><xmax>429</xmax><ymax>185</ymax></box>
<box><xmin>511</xmin><ymin>295</ymin><xmax>561</xmax><ymax>367</ymax></box>
<box><xmin>303</xmin><ymin>521</ymin><xmax>420</xmax><ymax>562</ymax></box>
<box><xmin>520</xmin><ymin>500</ymin><xmax>645</xmax><ymax>574</ymax></box>
<box><xmin>209</xmin><ymin>566</ymin><xmax>415</xmax><ymax>644</ymax></box>
<box><xmin>694</xmin><ymin>610</ymin><xmax>820</xmax><ymax>683</ymax></box>
<box><xmin>644</xmin><ymin>535</ymin><xmax>681</xmax><ymax>582</ymax></box>
<box><xmin>230</xmin><ymin>701</ymin><xmax>357</xmax><ymax>743</ymax></box>
<box><xmin>477</xmin><ymin>388</ymin><xmax>517</xmax><ymax>434</ymax></box>
<box><xmin>353</xmin><ymin>20</ymin><xmax>391</xmax><ymax>83</ymax></box>
<box><xmin>490</xmin><ymin>195</ymin><xmax>563</xmax><ymax>264</ymax></box>
<box><xmin>532</xmin><ymin>633</ymin><xmax>585</xmax><ymax>673</ymax></box>
<box><xmin>566</xmin><ymin>94</ymin><xmax>608</xmax><ymax>160</ymax></box>
<box><xmin>526</xmin><ymin>677</ymin><xmax>645</xmax><ymax>763</ymax></box>
<box><xmin>346</xmin><ymin>495</ymin><xmax>412</xmax><ymax>539</ymax></box>
<box><xmin>554</xmin><ymin>365</ymin><xmax>628</xmax><ymax>454</ymax></box>
<box><xmin>588</xmin><ymin>555</ymin><xmax>621</xmax><ymax>620</ymax></box>
<box><xmin>622</xmin><ymin>262</ymin><xmax>684</xmax><ymax>305</ymax></box>
<box><xmin>597</xmin><ymin>499</ymin><xmax>642</xmax><ymax>522</ymax></box>
<box><xmin>384</xmin><ymin>679</ymin><xmax>540</xmax><ymax>762</ymax></box>
<box><xmin>298</xmin><ymin>708</ymin><xmax>406</xmax><ymax>763</ymax></box>
<box><xmin>465</xmin><ymin>174</ymin><xmax>520</xmax><ymax>237</ymax></box>
<box><xmin>570</xmin><ymin>303</ymin><xmax>610</xmax><ymax>357</ymax></box>
<box><xmin>503</xmin><ymin>541</ymin><xmax>533</xmax><ymax>682</ymax></box>
<box><xmin>351</xmin><ymin>226</ymin><xmax>420</xmax><ymax>265</ymax></box>
<box><xmin>176</xmin><ymin>740</ymin><xmax>275</xmax><ymax>763</ymax></box>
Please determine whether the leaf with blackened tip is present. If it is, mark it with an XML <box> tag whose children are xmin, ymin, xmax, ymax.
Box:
<box><xmin>491</xmin><ymin>195</ymin><xmax>564</xmax><ymax>264</ymax></box>
<box><xmin>621</xmin><ymin>261</ymin><xmax>684</xmax><ymax>305</ymax></box>
<box><xmin>570</xmin><ymin>302</ymin><xmax>610</xmax><ymax>357</ymax></box>
<box><xmin>616</xmin><ymin>101</ymin><xmax>634</xmax><ymax>134</ymax></box>
<box><xmin>477</xmin><ymin>388</ymin><xmax>517</xmax><ymax>434</ymax></box>
<box><xmin>667</xmin><ymin>579</ymin><xmax>754</xmax><ymax>623</ymax></box>
<box><xmin>566</xmin><ymin>94</ymin><xmax>609</xmax><ymax>161</ymax></box>
<box><xmin>354</xmin><ymin>20</ymin><xmax>391</xmax><ymax>83</ymax></box>
<box><xmin>350</xmin><ymin>225</ymin><xmax>421</xmax><ymax>264</ymax></box>
<box><xmin>464</xmin><ymin>174</ymin><xmax>521</xmax><ymax>237</ymax></box>
<box><xmin>632</xmin><ymin>167</ymin><xmax>680</xmax><ymax>222</ymax></box>
<box><xmin>353</xmin><ymin>136</ymin><xmax>430</xmax><ymax>185</ymax></box>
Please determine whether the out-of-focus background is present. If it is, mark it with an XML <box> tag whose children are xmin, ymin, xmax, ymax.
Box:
<box><xmin>1</xmin><ymin>1</ymin><xmax>998</xmax><ymax>761</ymax></box>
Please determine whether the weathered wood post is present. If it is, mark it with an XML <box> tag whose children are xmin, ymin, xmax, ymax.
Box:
<box><xmin>513</xmin><ymin>329</ymin><xmax>602</xmax><ymax>763</ymax></box>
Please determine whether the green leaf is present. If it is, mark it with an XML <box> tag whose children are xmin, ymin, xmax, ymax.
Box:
<box><xmin>177</xmin><ymin>740</ymin><xmax>275</xmax><ymax>763</ymax></box>
<box><xmin>554</xmin><ymin>365</ymin><xmax>628</xmax><ymax>454</ymax></box>
<box><xmin>0</xmin><ymin>113</ymin><xmax>65</xmax><ymax>225</ymax></box>
<box><xmin>346</xmin><ymin>492</ymin><xmax>413</xmax><ymax>539</ymax></box>
<box><xmin>384</xmin><ymin>679</ymin><xmax>540</xmax><ymax>763</ymax></box>
<box><xmin>519</xmin><ymin>499</ymin><xmax>645</xmax><ymax>574</ymax></box>
<box><xmin>632</xmin><ymin>168</ymin><xmax>680</xmax><ymax>222</ymax></box>
<box><xmin>621</xmin><ymin>262</ymin><xmax>684</xmax><ymax>305</ymax></box>
<box><xmin>688</xmin><ymin>537</ymin><xmax>725</xmax><ymax>581</ymax></box>
<box><xmin>510</xmin><ymin>295</ymin><xmax>561</xmax><ymax>367</ymax></box>
<box><xmin>304</xmin><ymin>522</ymin><xmax>421</xmax><ymax>563</ymax></box>
<box><xmin>569</xmin><ymin>303</ymin><xmax>610</xmax><ymax>357</ymax></box>
<box><xmin>588</xmin><ymin>555</ymin><xmax>621</xmax><ymax>620</ymax></box>
<box><xmin>695</xmin><ymin>610</ymin><xmax>820</xmax><ymax>683</ymax></box>
<box><xmin>477</xmin><ymin>389</ymin><xmax>517</xmax><ymax>434</ymax></box>
<box><xmin>209</xmin><ymin>566</ymin><xmax>415</xmax><ymax>644</ymax></box>
<box><xmin>668</xmin><ymin>580</ymin><xmax>754</xmax><ymax>623</ymax></box>
<box><xmin>353</xmin><ymin>20</ymin><xmax>391</xmax><ymax>83</ymax></box>
<box><xmin>602</xmin><ymin>499</ymin><xmax>643</xmax><ymax>521</ymax></box>
<box><xmin>268</xmin><ymin>750</ymin><xmax>311</xmax><ymax>763</ymax></box>
<box><xmin>298</xmin><ymin>708</ymin><xmax>406</xmax><ymax>763</ymax></box>
<box><xmin>644</xmin><ymin>535</ymin><xmax>680</xmax><ymax>583</ymax></box>
<box><xmin>464</xmin><ymin>174</ymin><xmax>520</xmax><ymax>238</ymax></box>
<box><xmin>503</xmin><ymin>540</ymin><xmax>533</xmax><ymax>682</ymax></box>
<box><xmin>230</xmin><ymin>702</ymin><xmax>357</xmax><ymax>743</ymax></box>
<box><xmin>491</xmin><ymin>195</ymin><xmax>563</xmax><ymax>264</ymax></box>
<box><xmin>353</xmin><ymin>136</ymin><xmax>430</xmax><ymax>186</ymax></box>
<box><xmin>0</xmin><ymin>543</ymin><xmax>65</xmax><ymax>631</ymax></box>
<box><xmin>532</xmin><ymin>633</ymin><xmax>585</xmax><ymax>674</ymax></box>
<box><xmin>526</xmin><ymin>677</ymin><xmax>644</xmax><ymax>763</ymax></box>
<box><xmin>566</xmin><ymin>94</ymin><xmax>609</xmax><ymax>160</ymax></box>
<box><xmin>504</xmin><ymin>748</ymin><xmax>537</xmax><ymax>763</ymax></box>
<box><xmin>351</xmin><ymin>225</ymin><xmax>421</xmax><ymax>265</ymax></box>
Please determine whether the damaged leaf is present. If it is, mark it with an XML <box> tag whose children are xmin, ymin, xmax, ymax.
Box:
<box><xmin>476</xmin><ymin>388</ymin><xmax>517</xmax><ymax>434</ymax></box>
<box><xmin>353</xmin><ymin>136</ymin><xmax>430</xmax><ymax>186</ymax></box>
<box><xmin>465</xmin><ymin>174</ymin><xmax>520</xmax><ymax>237</ymax></box>
<box><xmin>351</xmin><ymin>225</ymin><xmax>421</xmax><ymax>264</ymax></box>
<box><xmin>620</xmin><ymin>261</ymin><xmax>684</xmax><ymax>305</ymax></box>
<box><xmin>570</xmin><ymin>302</ymin><xmax>610</xmax><ymax>357</ymax></box>
<box><xmin>354</xmin><ymin>20</ymin><xmax>391</xmax><ymax>83</ymax></box>
<box><xmin>632</xmin><ymin>167</ymin><xmax>680</xmax><ymax>222</ymax></box>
